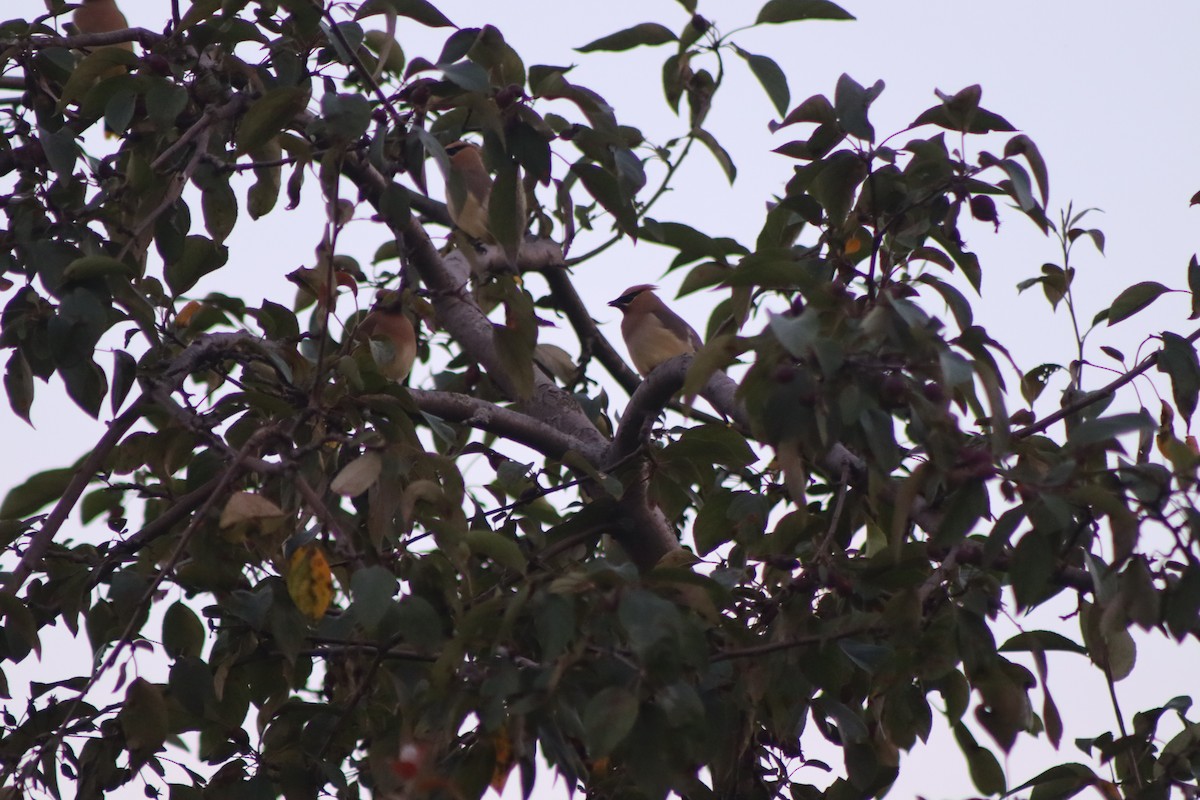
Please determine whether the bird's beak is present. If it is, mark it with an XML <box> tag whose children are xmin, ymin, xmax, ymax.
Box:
<box><xmin>607</xmin><ymin>299</ymin><xmax>620</xmax><ymax>308</ymax></box>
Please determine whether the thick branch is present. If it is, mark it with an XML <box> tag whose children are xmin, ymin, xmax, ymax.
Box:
<box><xmin>539</xmin><ymin>266</ymin><xmax>642</xmax><ymax>393</ymax></box>
<box><xmin>607</xmin><ymin>355</ymin><xmax>749</xmax><ymax>467</ymax></box>
<box><xmin>8</xmin><ymin>29</ymin><xmax>166</xmax><ymax>50</ymax></box>
<box><xmin>410</xmin><ymin>388</ymin><xmax>601</xmax><ymax>462</ymax></box>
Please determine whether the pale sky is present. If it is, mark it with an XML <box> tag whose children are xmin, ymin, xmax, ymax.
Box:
<box><xmin>3</xmin><ymin>1</ymin><xmax>1200</xmax><ymax>798</ymax></box>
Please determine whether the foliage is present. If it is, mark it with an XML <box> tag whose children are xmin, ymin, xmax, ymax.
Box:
<box><xmin>1</xmin><ymin>1</ymin><xmax>1199</xmax><ymax>799</ymax></box>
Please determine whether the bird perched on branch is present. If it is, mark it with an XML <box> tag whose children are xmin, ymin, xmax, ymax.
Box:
<box><xmin>72</xmin><ymin>0</ymin><xmax>133</xmax><ymax>50</ymax></box>
<box><xmin>609</xmin><ymin>284</ymin><xmax>702</xmax><ymax>376</ymax></box>
<box><xmin>443</xmin><ymin>140</ymin><xmax>525</xmax><ymax>273</ymax></box>
<box><xmin>356</xmin><ymin>291</ymin><xmax>417</xmax><ymax>383</ymax></box>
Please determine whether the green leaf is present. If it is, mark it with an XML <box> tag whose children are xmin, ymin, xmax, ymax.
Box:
<box><xmin>756</xmin><ymin>0</ymin><xmax>856</xmax><ymax>24</ymax></box>
<box><xmin>1065</xmin><ymin>411</ymin><xmax>1153</xmax><ymax>450</ymax></box>
<box><xmin>235</xmin><ymin>87</ymin><xmax>311</xmax><ymax>155</ymax></box>
<box><xmin>5</xmin><ymin>351</ymin><xmax>34</xmax><ymax>425</ymax></box>
<box><xmin>350</xmin><ymin>565</ymin><xmax>399</xmax><ymax>633</ymax></box>
<box><xmin>1189</xmin><ymin>255</ymin><xmax>1200</xmax><ymax>320</ymax></box>
<box><xmin>165</xmin><ymin>235</ymin><xmax>229</xmax><ymax>296</ymax></box>
<box><xmin>354</xmin><ymin>0</ymin><xmax>455</xmax><ymax>27</ymax></box>
<box><xmin>772</xmin><ymin>94</ymin><xmax>836</xmax><ymax>130</ymax></box>
<box><xmin>61</xmin><ymin>359</ymin><xmax>108</xmax><ymax>419</ymax></box>
<box><xmin>1018</xmin><ymin>763</ymin><xmax>1098</xmax><ymax>800</ymax></box>
<box><xmin>1004</xmin><ymin>134</ymin><xmax>1049</xmax><ymax>205</ymax></box>
<box><xmin>1157</xmin><ymin>332</ymin><xmax>1200</xmax><ymax>425</ymax></box>
<box><xmin>466</xmin><ymin>529</ymin><xmax>527</xmax><ymax>574</ymax></box>
<box><xmin>118</xmin><ymin>678</ymin><xmax>169</xmax><ymax>766</ymax></box>
<box><xmin>62</xmin><ymin>255</ymin><xmax>135</xmax><ymax>284</ymax></box>
<box><xmin>0</xmin><ymin>466</ymin><xmax>74</xmax><ymax>520</ymax></box>
<box><xmin>694</xmin><ymin>128</ymin><xmax>737</xmax><ymax>184</ymax></box>
<box><xmin>162</xmin><ymin>601</ymin><xmax>206</xmax><ymax>659</ymax></box>
<box><xmin>1106</xmin><ymin>281</ymin><xmax>1170</xmax><ymax>326</ymax></box>
<box><xmin>572</xmin><ymin>162</ymin><xmax>639</xmax><ymax>237</ymax></box>
<box><xmin>734</xmin><ymin>48</ymin><xmax>790</xmax><ymax>117</ymax></box>
<box><xmin>583</xmin><ymin>687</ymin><xmax>640</xmax><ymax>757</ymax></box>
<box><xmin>201</xmin><ymin>179</ymin><xmax>238</xmax><ymax>244</ymax></box>
<box><xmin>488</xmin><ymin>157</ymin><xmax>524</xmax><ymax>266</ymax></box>
<box><xmin>834</xmin><ymin>74</ymin><xmax>883</xmax><ymax>141</ymax></box>
<box><xmin>953</xmin><ymin>722</ymin><xmax>1006</xmax><ymax>795</ymax></box>
<box><xmin>912</xmin><ymin>85</ymin><xmax>1016</xmax><ymax>133</ymax></box>
<box><xmin>999</xmin><ymin>630</ymin><xmax>1087</xmax><ymax>655</ymax></box>
<box><xmin>576</xmin><ymin>23</ymin><xmax>676</xmax><ymax>52</ymax></box>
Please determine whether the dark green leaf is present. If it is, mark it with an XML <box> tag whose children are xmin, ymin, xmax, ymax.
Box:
<box><xmin>165</xmin><ymin>236</ymin><xmax>229</xmax><ymax>296</ymax></box>
<box><xmin>1190</xmin><ymin>255</ymin><xmax>1200</xmax><ymax>320</ymax></box>
<box><xmin>756</xmin><ymin>0</ymin><xmax>856</xmax><ymax>24</ymax></box>
<box><xmin>583</xmin><ymin>687</ymin><xmax>639</xmax><ymax>757</ymax></box>
<box><xmin>695</xmin><ymin>128</ymin><xmax>737</xmax><ymax>184</ymax></box>
<box><xmin>999</xmin><ymin>630</ymin><xmax>1087</xmax><ymax>655</ymax></box>
<box><xmin>735</xmin><ymin>48</ymin><xmax>790</xmax><ymax>117</ymax></box>
<box><xmin>834</xmin><ymin>74</ymin><xmax>883</xmax><ymax>141</ymax></box>
<box><xmin>0</xmin><ymin>467</ymin><xmax>74</xmax><ymax>520</ymax></box>
<box><xmin>1066</xmin><ymin>411</ymin><xmax>1153</xmax><ymax>450</ymax></box>
<box><xmin>5</xmin><ymin>351</ymin><xmax>34</xmax><ymax>425</ymax></box>
<box><xmin>162</xmin><ymin>602</ymin><xmax>205</xmax><ymax>659</ymax></box>
<box><xmin>1004</xmin><ymin>134</ymin><xmax>1049</xmax><ymax>205</ymax></box>
<box><xmin>1106</xmin><ymin>281</ymin><xmax>1170</xmax><ymax>326</ymax></box>
<box><xmin>952</xmin><ymin>722</ymin><xmax>1006</xmax><ymax>795</ymax></box>
<box><xmin>772</xmin><ymin>94</ymin><xmax>836</xmax><ymax>130</ymax></box>
<box><xmin>572</xmin><ymin>162</ymin><xmax>639</xmax><ymax>237</ymax></box>
<box><xmin>354</xmin><ymin>0</ymin><xmax>454</xmax><ymax>27</ymax></box>
<box><xmin>576</xmin><ymin>23</ymin><xmax>676</xmax><ymax>52</ymax></box>
<box><xmin>236</xmin><ymin>87</ymin><xmax>311</xmax><ymax>155</ymax></box>
<box><xmin>1157</xmin><ymin>332</ymin><xmax>1200</xmax><ymax>425</ymax></box>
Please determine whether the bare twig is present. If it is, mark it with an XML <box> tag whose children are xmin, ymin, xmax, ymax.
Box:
<box><xmin>3</xmin><ymin>399</ymin><xmax>145</xmax><ymax>595</ymax></box>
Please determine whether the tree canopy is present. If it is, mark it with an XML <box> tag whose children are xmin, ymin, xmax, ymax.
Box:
<box><xmin>2</xmin><ymin>1</ymin><xmax>1200</xmax><ymax>799</ymax></box>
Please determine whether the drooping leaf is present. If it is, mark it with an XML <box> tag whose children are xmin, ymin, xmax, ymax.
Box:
<box><xmin>576</xmin><ymin>23</ymin><xmax>677</xmax><ymax>52</ymax></box>
<box><xmin>1107</xmin><ymin>281</ymin><xmax>1172</xmax><ymax>326</ymax></box>
<box><xmin>756</xmin><ymin>0</ymin><xmax>856</xmax><ymax>24</ymax></box>
<box><xmin>734</xmin><ymin>47</ymin><xmax>790</xmax><ymax>117</ymax></box>
<box><xmin>354</xmin><ymin>0</ymin><xmax>454</xmax><ymax>27</ymax></box>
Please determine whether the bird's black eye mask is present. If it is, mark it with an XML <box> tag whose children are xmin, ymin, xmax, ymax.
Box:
<box><xmin>609</xmin><ymin>289</ymin><xmax>644</xmax><ymax>308</ymax></box>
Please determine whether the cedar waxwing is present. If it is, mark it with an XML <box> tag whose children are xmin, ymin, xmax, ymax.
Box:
<box><xmin>357</xmin><ymin>291</ymin><xmax>417</xmax><ymax>383</ymax></box>
<box><xmin>72</xmin><ymin>0</ymin><xmax>133</xmax><ymax>50</ymax></box>
<box><xmin>444</xmin><ymin>141</ymin><xmax>493</xmax><ymax>243</ymax></box>
<box><xmin>444</xmin><ymin>140</ymin><xmax>525</xmax><ymax>269</ymax></box>
<box><xmin>608</xmin><ymin>284</ymin><xmax>703</xmax><ymax>377</ymax></box>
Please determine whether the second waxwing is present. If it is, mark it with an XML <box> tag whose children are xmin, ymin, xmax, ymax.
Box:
<box><xmin>608</xmin><ymin>284</ymin><xmax>703</xmax><ymax>376</ymax></box>
<box><xmin>444</xmin><ymin>140</ymin><xmax>526</xmax><ymax>270</ymax></box>
<box><xmin>444</xmin><ymin>141</ymin><xmax>493</xmax><ymax>242</ymax></box>
<box><xmin>73</xmin><ymin>0</ymin><xmax>133</xmax><ymax>50</ymax></box>
<box><xmin>357</xmin><ymin>291</ymin><xmax>417</xmax><ymax>383</ymax></box>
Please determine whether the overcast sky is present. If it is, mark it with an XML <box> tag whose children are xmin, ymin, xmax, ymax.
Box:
<box><xmin>3</xmin><ymin>1</ymin><xmax>1200</xmax><ymax>798</ymax></box>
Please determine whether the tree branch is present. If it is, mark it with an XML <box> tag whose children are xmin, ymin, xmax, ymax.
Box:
<box><xmin>410</xmin><ymin>388</ymin><xmax>600</xmax><ymax>462</ymax></box>
<box><xmin>4</xmin><ymin>29</ymin><xmax>166</xmax><ymax>50</ymax></box>
<box><xmin>3</xmin><ymin>399</ymin><xmax>145</xmax><ymax>595</ymax></box>
<box><xmin>1015</xmin><ymin>325</ymin><xmax>1200</xmax><ymax>439</ymax></box>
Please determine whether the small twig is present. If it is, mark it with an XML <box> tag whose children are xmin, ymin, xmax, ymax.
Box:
<box><xmin>9</xmin><ymin>434</ymin><xmax>262</xmax><ymax>789</ymax></box>
<box><xmin>1014</xmin><ymin>324</ymin><xmax>1200</xmax><ymax>439</ymax></box>
<box><xmin>3</xmin><ymin>399</ymin><xmax>145</xmax><ymax>595</ymax></box>
<box><xmin>712</xmin><ymin>625</ymin><xmax>881</xmax><ymax>662</ymax></box>
<box><xmin>814</xmin><ymin>460</ymin><xmax>851</xmax><ymax>561</ymax></box>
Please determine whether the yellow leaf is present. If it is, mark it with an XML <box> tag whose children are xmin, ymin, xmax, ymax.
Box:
<box><xmin>287</xmin><ymin>544</ymin><xmax>333</xmax><ymax>620</ymax></box>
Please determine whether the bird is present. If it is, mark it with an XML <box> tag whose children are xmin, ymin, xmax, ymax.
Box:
<box><xmin>72</xmin><ymin>0</ymin><xmax>133</xmax><ymax>51</ymax></box>
<box><xmin>443</xmin><ymin>140</ymin><xmax>525</xmax><ymax>271</ymax></box>
<box><xmin>608</xmin><ymin>284</ymin><xmax>703</xmax><ymax>376</ymax></box>
<box><xmin>356</xmin><ymin>291</ymin><xmax>417</xmax><ymax>383</ymax></box>
<box><xmin>444</xmin><ymin>141</ymin><xmax>493</xmax><ymax>242</ymax></box>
